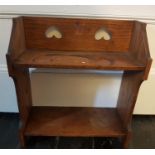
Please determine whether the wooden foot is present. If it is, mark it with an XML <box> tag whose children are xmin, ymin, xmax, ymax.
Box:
<box><xmin>19</xmin><ymin>131</ymin><xmax>26</xmax><ymax>148</ymax></box>
<box><xmin>122</xmin><ymin>132</ymin><xmax>131</xmax><ymax>149</ymax></box>
<box><xmin>19</xmin><ymin>123</ymin><xmax>26</xmax><ymax>149</ymax></box>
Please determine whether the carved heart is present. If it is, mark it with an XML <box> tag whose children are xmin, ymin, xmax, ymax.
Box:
<box><xmin>95</xmin><ymin>27</ymin><xmax>111</xmax><ymax>40</ymax></box>
<box><xmin>45</xmin><ymin>26</ymin><xmax>62</xmax><ymax>39</ymax></box>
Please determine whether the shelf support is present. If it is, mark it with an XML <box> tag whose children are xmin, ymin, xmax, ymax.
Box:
<box><xmin>117</xmin><ymin>71</ymin><xmax>144</xmax><ymax>147</ymax></box>
<box><xmin>7</xmin><ymin>55</ymin><xmax>32</xmax><ymax>148</ymax></box>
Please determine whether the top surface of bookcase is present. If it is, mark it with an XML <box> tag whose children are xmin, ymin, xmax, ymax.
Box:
<box><xmin>7</xmin><ymin>16</ymin><xmax>152</xmax><ymax>71</ymax></box>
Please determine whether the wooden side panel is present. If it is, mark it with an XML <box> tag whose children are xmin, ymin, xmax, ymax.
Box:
<box><xmin>6</xmin><ymin>16</ymin><xmax>32</xmax><ymax>123</ymax></box>
<box><xmin>12</xmin><ymin>67</ymin><xmax>32</xmax><ymax>123</ymax></box>
<box><xmin>23</xmin><ymin>17</ymin><xmax>134</xmax><ymax>52</ymax></box>
<box><xmin>6</xmin><ymin>17</ymin><xmax>30</xmax><ymax>147</ymax></box>
<box><xmin>130</xmin><ymin>22</ymin><xmax>149</xmax><ymax>62</ymax></box>
<box><xmin>130</xmin><ymin>21</ymin><xmax>152</xmax><ymax>80</ymax></box>
<box><xmin>6</xmin><ymin>54</ymin><xmax>32</xmax><ymax>147</ymax></box>
<box><xmin>12</xmin><ymin>67</ymin><xmax>32</xmax><ymax>147</ymax></box>
<box><xmin>117</xmin><ymin>71</ymin><xmax>144</xmax><ymax>128</ymax></box>
<box><xmin>7</xmin><ymin>17</ymin><xmax>25</xmax><ymax>60</ymax></box>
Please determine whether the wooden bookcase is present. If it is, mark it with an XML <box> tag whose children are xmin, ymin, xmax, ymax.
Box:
<box><xmin>6</xmin><ymin>16</ymin><xmax>152</xmax><ymax>148</ymax></box>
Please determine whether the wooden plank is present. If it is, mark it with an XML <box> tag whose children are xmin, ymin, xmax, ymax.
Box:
<box><xmin>116</xmin><ymin>71</ymin><xmax>144</xmax><ymax>148</ymax></box>
<box><xmin>14</xmin><ymin>50</ymin><xmax>145</xmax><ymax>70</ymax></box>
<box><xmin>117</xmin><ymin>71</ymin><xmax>144</xmax><ymax>127</ymax></box>
<box><xmin>129</xmin><ymin>21</ymin><xmax>152</xmax><ymax>80</ymax></box>
<box><xmin>10</xmin><ymin>67</ymin><xmax>32</xmax><ymax>148</ymax></box>
<box><xmin>8</xmin><ymin>17</ymin><xmax>25</xmax><ymax>60</ymax></box>
<box><xmin>25</xmin><ymin>107</ymin><xmax>126</xmax><ymax>137</ymax></box>
<box><xmin>23</xmin><ymin>17</ymin><xmax>134</xmax><ymax>52</ymax></box>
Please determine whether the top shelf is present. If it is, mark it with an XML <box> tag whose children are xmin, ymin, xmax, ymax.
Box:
<box><xmin>7</xmin><ymin>17</ymin><xmax>152</xmax><ymax>73</ymax></box>
<box><xmin>14</xmin><ymin>50</ymin><xmax>145</xmax><ymax>71</ymax></box>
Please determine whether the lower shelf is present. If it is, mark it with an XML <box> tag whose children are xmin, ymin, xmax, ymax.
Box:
<box><xmin>25</xmin><ymin>107</ymin><xmax>126</xmax><ymax>137</ymax></box>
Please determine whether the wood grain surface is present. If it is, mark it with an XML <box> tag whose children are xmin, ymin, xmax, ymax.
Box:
<box><xmin>25</xmin><ymin>107</ymin><xmax>126</xmax><ymax>137</ymax></box>
<box><xmin>14</xmin><ymin>50</ymin><xmax>145</xmax><ymax>70</ymax></box>
<box><xmin>23</xmin><ymin>17</ymin><xmax>133</xmax><ymax>52</ymax></box>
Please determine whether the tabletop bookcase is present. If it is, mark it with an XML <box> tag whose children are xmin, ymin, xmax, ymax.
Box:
<box><xmin>6</xmin><ymin>16</ymin><xmax>152</xmax><ymax>148</ymax></box>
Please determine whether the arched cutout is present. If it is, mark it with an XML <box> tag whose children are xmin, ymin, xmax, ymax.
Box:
<box><xmin>45</xmin><ymin>26</ymin><xmax>62</xmax><ymax>39</ymax></box>
<box><xmin>95</xmin><ymin>27</ymin><xmax>111</xmax><ymax>41</ymax></box>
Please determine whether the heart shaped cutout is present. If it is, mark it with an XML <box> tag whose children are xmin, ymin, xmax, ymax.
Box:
<box><xmin>95</xmin><ymin>27</ymin><xmax>111</xmax><ymax>41</ymax></box>
<box><xmin>45</xmin><ymin>26</ymin><xmax>62</xmax><ymax>39</ymax></box>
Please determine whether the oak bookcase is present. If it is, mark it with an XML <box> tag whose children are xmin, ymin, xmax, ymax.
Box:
<box><xmin>6</xmin><ymin>16</ymin><xmax>152</xmax><ymax>148</ymax></box>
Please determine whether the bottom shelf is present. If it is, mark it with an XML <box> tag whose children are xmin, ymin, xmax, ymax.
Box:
<box><xmin>25</xmin><ymin>107</ymin><xmax>126</xmax><ymax>137</ymax></box>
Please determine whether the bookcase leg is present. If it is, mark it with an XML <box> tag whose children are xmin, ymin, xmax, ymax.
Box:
<box><xmin>117</xmin><ymin>71</ymin><xmax>143</xmax><ymax>148</ymax></box>
<box><xmin>18</xmin><ymin>120</ymin><xmax>26</xmax><ymax>148</ymax></box>
<box><xmin>19</xmin><ymin>131</ymin><xmax>26</xmax><ymax>148</ymax></box>
<box><xmin>11</xmin><ymin>67</ymin><xmax>32</xmax><ymax>149</ymax></box>
<box><xmin>122</xmin><ymin>132</ymin><xmax>131</xmax><ymax>149</ymax></box>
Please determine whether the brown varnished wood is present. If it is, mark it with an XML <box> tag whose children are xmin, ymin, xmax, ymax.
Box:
<box><xmin>10</xmin><ymin>67</ymin><xmax>32</xmax><ymax>148</ymax></box>
<box><xmin>117</xmin><ymin>71</ymin><xmax>144</xmax><ymax>148</ymax></box>
<box><xmin>6</xmin><ymin>17</ymin><xmax>32</xmax><ymax>147</ymax></box>
<box><xmin>8</xmin><ymin>17</ymin><xmax>25</xmax><ymax>60</ymax></box>
<box><xmin>117</xmin><ymin>71</ymin><xmax>144</xmax><ymax>127</ymax></box>
<box><xmin>14</xmin><ymin>50</ymin><xmax>145</xmax><ymax>70</ymax></box>
<box><xmin>23</xmin><ymin>17</ymin><xmax>134</xmax><ymax>52</ymax></box>
<box><xmin>6</xmin><ymin>16</ymin><xmax>152</xmax><ymax>148</ymax></box>
<box><xmin>12</xmin><ymin>67</ymin><xmax>32</xmax><ymax>124</ymax></box>
<box><xmin>5</xmin><ymin>65</ymin><xmax>32</xmax><ymax>148</ymax></box>
<box><xmin>143</xmin><ymin>58</ymin><xmax>152</xmax><ymax>80</ymax></box>
<box><xmin>130</xmin><ymin>22</ymin><xmax>150</xmax><ymax>63</ymax></box>
<box><xmin>129</xmin><ymin>21</ymin><xmax>152</xmax><ymax>80</ymax></box>
<box><xmin>122</xmin><ymin>129</ymin><xmax>132</xmax><ymax>149</ymax></box>
<box><xmin>116</xmin><ymin>21</ymin><xmax>153</xmax><ymax>147</ymax></box>
<box><xmin>25</xmin><ymin>107</ymin><xmax>126</xmax><ymax>137</ymax></box>
<box><xmin>6</xmin><ymin>17</ymin><xmax>31</xmax><ymax>148</ymax></box>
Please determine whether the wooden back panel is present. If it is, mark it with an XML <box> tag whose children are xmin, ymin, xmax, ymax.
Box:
<box><xmin>23</xmin><ymin>17</ymin><xmax>134</xmax><ymax>52</ymax></box>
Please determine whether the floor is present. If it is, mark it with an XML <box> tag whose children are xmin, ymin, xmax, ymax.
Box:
<box><xmin>0</xmin><ymin>113</ymin><xmax>155</xmax><ymax>149</ymax></box>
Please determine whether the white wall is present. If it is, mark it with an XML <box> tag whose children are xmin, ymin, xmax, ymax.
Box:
<box><xmin>0</xmin><ymin>19</ymin><xmax>18</xmax><ymax>112</ymax></box>
<box><xmin>1</xmin><ymin>5</ymin><xmax>155</xmax><ymax>20</ymax></box>
<box><xmin>0</xmin><ymin>6</ymin><xmax>155</xmax><ymax>114</ymax></box>
<box><xmin>31</xmin><ymin>70</ymin><xmax>122</xmax><ymax>108</ymax></box>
